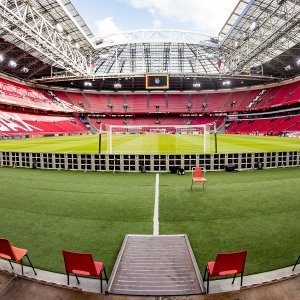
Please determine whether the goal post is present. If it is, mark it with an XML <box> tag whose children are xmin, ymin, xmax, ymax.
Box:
<box><xmin>100</xmin><ymin>123</ymin><xmax>215</xmax><ymax>154</ymax></box>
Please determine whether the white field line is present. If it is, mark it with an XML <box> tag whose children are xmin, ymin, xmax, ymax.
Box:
<box><xmin>153</xmin><ymin>173</ymin><xmax>159</xmax><ymax>236</ymax></box>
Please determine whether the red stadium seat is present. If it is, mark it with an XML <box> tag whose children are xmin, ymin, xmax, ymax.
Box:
<box><xmin>204</xmin><ymin>250</ymin><xmax>247</xmax><ymax>293</ymax></box>
<box><xmin>0</xmin><ymin>238</ymin><xmax>37</xmax><ymax>275</ymax></box>
<box><xmin>191</xmin><ymin>167</ymin><xmax>208</xmax><ymax>190</ymax></box>
<box><xmin>63</xmin><ymin>250</ymin><xmax>108</xmax><ymax>293</ymax></box>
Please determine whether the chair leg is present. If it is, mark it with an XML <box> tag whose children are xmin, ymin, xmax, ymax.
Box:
<box><xmin>8</xmin><ymin>260</ymin><xmax>14</xmax><ymax>270</ymax></box>
<box><xmin>203</xmin><ymin>266</ymin><xmax>207</xmax><ymax>282</ymax></box>
<box><xmin>21</xmin><ymin>258</ymin><xmax>24</xmax><ymax>275</ymax></box>
<box><xmin>103</xmin><ymin>267</ymin><xmax>108</xmax><ymax>283</ymax></box>
<box><xmin>25</xmin><ymin>254</ymin><xmax>37</xmax><ymax>275</ymax></box>
<box><xmin>75</xmin><ymin>274</ymin><xmax>80</xmax><ymax>284</ymax></box>
<box><xmin>67</xmin><ymin>273</ymin><xmax>70</xmax><ymax>285</ymax></box>
<box><xmin>232</xmin><ymin>273</ymin><xmax>237</xmax><ymax>284</ymax></box>
<box><xmin>292</xmin><ymin>255</ymin><xmax>300</xmax><ymax>271</ymax></box>
<box><xmin>100</xmin><ymin>271</ymin><xmax>103</xmax><ymax>293</ymax></box>
<box><xmin>241</xmin><ymin>273</ymin><xmax>244</xmax><ymax>287</ymax></box>
<box><xmin>191</xmin><ymin>180</ymin><xmax>193</xmax><ymax>190</ymax></box>
<box><xmin>206</xmin><ymin>270</ymin><xmax>210</xmax><ymax>294</ymax></box>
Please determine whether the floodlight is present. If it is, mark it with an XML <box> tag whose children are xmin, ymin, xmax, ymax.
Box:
<box><xmin>84</xmin><ymin>81</ymin><xmax>92</xmax><ymax>87</ymax></box>
<box><xmin>0</xmin><ymin>54</ymin><xmax>4</xmax><ymax>62</ymax></box>
<box><xmin>297</xmin><ymin>59</ymin><xmax>300</xmax><ymax>66</ymax></box>
<box><xmin>21</xmin><ymin>66</ymin><xmax>29</xmax><ymax>73</ymax></box>
<box><xmin>55</xmin><ymin>23</ymin><xmax>63</xmax><ymax>33</ymax></box>
<box><xmin>285</xmin><ymin>65</ymin><xmax>291</xmax><ymax>71</ymax></box>
<box><xmin>242</xmin><ymin>33</ymin><xmax>248</xmax><ymax>41</ymax></box>
<box><xmin>75</xmin><ymin>42</ymin><xmax>80</xmax><ymax>49</ymax></box>
<box><xmin>114</xmin><ymin>83</ymin><xmax>122</xmax><ymax>89</ymax></box>
<box><xmin>9</xmin><ymin>60</ymin><xmax>17</xmax><ymax>68</ymax></box>
<box><xmin>250</xmin><ymin>21</ymin><xmax>258</xmax><ymax>31</ymax></box>
<box><xmin>222</xmin><ymin>80</ymin><xmax>231</xmax><ymax>86</ymax></box>
<box><xmin>193</xmin><ymin>82</ymin><xmax>201</xmax><ymax>88</ymax></box>
<box><xmin>234</xmin><ymin>41</ymin><xmax>240</xmax><ymax>49</ymax></box>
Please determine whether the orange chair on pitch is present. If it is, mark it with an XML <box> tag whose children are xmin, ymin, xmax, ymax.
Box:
<box><xmin>203</xmin><ymin>250</ymin><xmax>247</xmax><ymax>293</ymax></box>
<box><xmin>0</xmin><ymin>238</ymin><xmax>37</xmax><ymax>276</ymax></box>
<box><xmin>191</xmin><ymin>167</ymin><xmax>208</xmax><ymax>190</ymax></box>
<box><xmin>63</xmin><ymin>250</ymin><xmax>108</xmax><ymax>293</ymax></box>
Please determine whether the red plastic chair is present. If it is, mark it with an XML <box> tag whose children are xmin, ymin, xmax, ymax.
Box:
<box><xmin>191</xmin><ymin>167</ymin><xmax>208</xmax><ymax>190</ymax></box>
<box><xmin>63</xmin><ymin>250</ymin><xmax>108</xmax><ymax>293</ymax></box>
<box><xmin>0</xmin><ymin>238</ymin><xmax>37</xmax><ymax>276</ymax></box>
<box><xmin>203</xmin><ymin>250</ymin><xmax>247</xmax><ymax>293</ymax></box>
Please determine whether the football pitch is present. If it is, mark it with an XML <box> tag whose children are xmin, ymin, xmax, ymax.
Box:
<box><xmin>0</xmin><ymin>133</ymin><xmax>300</xmax><ymax>153</ymax></box>
<box><xmin>0</xmin><ymin>167</ymin><xmax>299</xmax><ymax>276</ymax></box>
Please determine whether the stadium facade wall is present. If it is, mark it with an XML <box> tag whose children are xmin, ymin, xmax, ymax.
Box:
<box><xmin>1</xmin><ymin>151</ymin><xmax>299</xmax><ymax>172</ymax></box>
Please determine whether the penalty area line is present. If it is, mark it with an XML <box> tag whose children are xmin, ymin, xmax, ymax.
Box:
<box><xmin>153</xmin><ymin>173</ymin><xmax>159</xmax><ymax>236</ymax></box>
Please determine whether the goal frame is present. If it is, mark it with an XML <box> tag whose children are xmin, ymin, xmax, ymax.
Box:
<box><xmin>100</xmin><ymin>123</ymin><xmax>216</xmax><ymax>154</ymax></box>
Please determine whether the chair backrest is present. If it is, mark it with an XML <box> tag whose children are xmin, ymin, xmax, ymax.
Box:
<box><xmin>0</xmin><ymin>238</ymin><xmax>16</xmax><ymax>261</ymax></box>
<box><xmin>193</xmin><ymin>167</ymin><xmax>203</xmax><ymax>178</ymax></box>
<box><xmin>212</xmin><ymin>250</ymin><xmax>247</xmax><ymax>276</ymax></box>
<box><xmin>63</xmin><ymin>250</ymin><xmax>97</xmax><ymax>276</ymax></box>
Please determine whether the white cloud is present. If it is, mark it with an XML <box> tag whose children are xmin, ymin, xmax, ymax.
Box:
<box><xmin>95</xmin><ymin>17</ymin><xmax>120</xmax><ymax>37</ymax></box>
<box><xmin>125</xmin><ymin>0</ymin><xmax>239</xmax><ymax>35</ymax></box>
<box><xmin>149</xmin><ymin>8</ymin><xmax>156</xmax><ymax>15</ymax></box>
<box><xmin>153</xmin><ymin>19</ymin><xmax>161</xmax><ymax>29</ymax></box>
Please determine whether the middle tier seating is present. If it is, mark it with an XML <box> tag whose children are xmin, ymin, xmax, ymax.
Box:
<box><xmin>226</xmin><ymin>115</ymin><xmax>300</xmax><ymax>135</ymax></box>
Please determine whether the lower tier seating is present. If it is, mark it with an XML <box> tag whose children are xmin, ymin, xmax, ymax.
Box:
<box><xmin>226</xmin><ymin>115</ymin><xmax>300</xmax><ymax>135</ymax></box>
<box><xmin>0</xmin><ymin>109</ymin><xmax>88</xmax><ymax>136</ymax></box>
<box><xmin>89</xmin><ymin>116</ymin><xmax>225</xmax><ymax>131</ymax></box>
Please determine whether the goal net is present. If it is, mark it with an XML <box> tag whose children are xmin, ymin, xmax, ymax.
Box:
<box><xmin>100</xmin><ymin>123</ymin><xmax>214</xmax><ymax>154</ymax></box>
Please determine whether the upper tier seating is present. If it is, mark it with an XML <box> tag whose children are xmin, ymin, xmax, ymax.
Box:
<box><xmin>167</xmin><ymin>95</ymin><xmax>190</xmax><ymax>112</ymax></box>
<box><xmin>51</xmin><ymin>80</ymin><xmax>299</xmax><ymax>114</ymax></box>
<box><xmin>0</xmin><ymin>78</ymin><xmax>82</xmax><ymax>112</ymax></box>
<box><xmin>0</xmin><ymin>76</ymin><xmax>298</xmax><ymax>115</ymax></box>
<box><xmin>0</xmin><ymin>109</ymin><xmax>88</xmax><ymax>136</ymax></box>
<box><xmin>125</xmin><ymin>95</ymin><xmax>148</xmax><ymax>113</ymax></box>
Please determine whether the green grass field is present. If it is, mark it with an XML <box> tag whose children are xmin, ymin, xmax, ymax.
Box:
<box><xmin>0</xmin><ymin>167</ymin><xmax>299</xmax><ymax>276</ymax></box>
<box><xmin>0</xmin><ymin>133</ymin><xmax>300</xmax><ymax>153</ymax></box>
